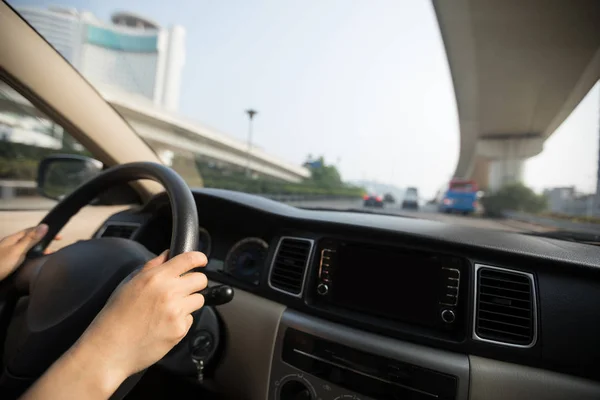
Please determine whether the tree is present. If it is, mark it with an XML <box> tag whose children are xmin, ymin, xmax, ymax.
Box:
<box><xmin>303</xmin><ymin>156</ymin><xmax>342</xmax><ymax>188</ymax></box>
<box><xmin>481</xmin><ymin>183</ymin><xmax>547</xmax><ymax>217</ymax></box>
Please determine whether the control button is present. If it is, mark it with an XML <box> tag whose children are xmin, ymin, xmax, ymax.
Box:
<box><xmin>445</xmin><ymin>286</ymin><xmax>459</xmax><ymax>296</ymax></box>
<box><xmin>280</xmin><ymin>380</ymin><xmax>313</xmax><ymax>400</ymax></box>
<box><xmin>440</xmin><ymin>293</ymin><xmax>458</xmax><ymax>306</ymax></box>
<box><xmin>317</xmin><ymin>283</ymin><xmax>329</xmax><ymax>296</ymax></box>
<box><xmin>441</xmin><ymin>309</ymin><xmax>456</xmax><ymax>324</ymax></box>
<box><xmin>442</xmin><ymin>267</ymin><xmax>460</xmax><ymax>279</ymax></box>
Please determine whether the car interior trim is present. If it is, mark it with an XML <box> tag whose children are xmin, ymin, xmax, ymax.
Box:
<box><xmin>211</xmin><ymin>286</ymin><xmax>286</xmax><ymax>400</ymax></box>
<box><xmin>268</xmin><ymin>236</ymin><xmax>315</xmax><ymax>298</ymax></box>
<box><xmin>289</xmin><ymin>347</ymin><xmax>437</xmax><ymax>398</ymax></box>
<box><xmin>472</xmin><ymin>263</ymin><xmax>538</xmax><ymax>349</ymax></box>
<box><xmin>469</xmin><ymin>355</ymin><xmax>600</xmax><ymax>400</ymax></box>
<box><xmin>271</xmin><ymin>308</ymin><xmax>470</xmax><ymax>400</ymax></box>
<box><xmin>103</xmin><ymin>189</ymin><xmax>600</xmax><ymax>383</ymax></box>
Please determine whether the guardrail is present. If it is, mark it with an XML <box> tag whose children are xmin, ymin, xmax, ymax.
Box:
<box><xmin>0</xmin><ymin>179</ymin><xmax>36</xmax><ymax>199</ymax></box>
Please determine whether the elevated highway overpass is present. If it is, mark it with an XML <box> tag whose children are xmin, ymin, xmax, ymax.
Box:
<box><xmin>101</xmin><ymin>87</ymin><xmax>309</xmax><ymax>183</ymax></box>
<box><xmin>433</xmin><ymin>0</ymin><xmax>600</xmax><ymax>191</ymax></box>
<box><xmin>0</xmin><ymin>83</ymin><xmax>310</xmax><ymax>183</ymax></box>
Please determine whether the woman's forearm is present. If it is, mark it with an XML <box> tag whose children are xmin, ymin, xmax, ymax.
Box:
<box><xmin>17</xmin><ymin>250</ymin><xmax>209</xmax><ymax>399</ymax></box>
<box><xmin>20</xmin><ymin>340</ymin><xmax>127</xmax><ymax>400</ymax></box>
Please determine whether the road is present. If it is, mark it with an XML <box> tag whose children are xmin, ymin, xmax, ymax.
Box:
<box><xmin>1</xmin><ymin>196</ymin><xmax>552</xmax><ymax>233</ymax></box>
<box><xmin>286</xmin><ymin>199</ymin><xmax>554</xmax><ymax>233</ymax></box>
<box><xmin>0</xmin><ymin>196</ymin><xmax>57</xmax><ymax>210</ymax></box>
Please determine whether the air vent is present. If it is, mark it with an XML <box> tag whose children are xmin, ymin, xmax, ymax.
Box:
<box><xmin>269</xmin><ymin>237</ymin><xmax>314</xmax><ymax>296</ymax></box>
<box><xmin>97</xmin><ymin>223</ymin><xmax>139</xmax><ymax>239</ymax></box>
<box><xmin>474</xmin><ymin>265</ymin><xmax>537</xmax><ymax>347</ymax></box>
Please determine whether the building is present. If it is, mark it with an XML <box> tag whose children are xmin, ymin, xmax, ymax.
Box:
<box><xmin>543</xmin><ymin>187</ymin><xmax>576</xmax><ymax>214</ymax></box>
<box><xmin>543</xmin><ymin>186</ymin><xmax>600</xmax><ymax>217</ymax></box>
<box><xmin>17</xmin><ymin>6</ymin><xmax>185</xmax><ymax>111</ymax></box>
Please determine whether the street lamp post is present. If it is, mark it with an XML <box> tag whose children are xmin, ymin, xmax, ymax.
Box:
<box><xmin>245</xmin><ymin>109</ymin><xmax>258</xmax><ymax>177</ymax></box>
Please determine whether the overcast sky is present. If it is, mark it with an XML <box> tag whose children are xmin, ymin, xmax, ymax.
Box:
<box><xmin>12</xmin><ymin>0</ymin><xmax>600</xmax><ymax>198</ymax></box>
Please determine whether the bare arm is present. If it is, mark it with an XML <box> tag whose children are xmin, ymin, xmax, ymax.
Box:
<box><xmin>0</xmin><ymin>225</ymin><xmax>132</xmax><ymax>399</ymax></box>
<box><xmin>17</xmin><ymin>250</ymin><xmax>208</xmax><ymax>399</ymax></box>
<box><xmin>19</xmin><ymin>339</ymin><xmax>126</xmax><ymax>400</ymax></box>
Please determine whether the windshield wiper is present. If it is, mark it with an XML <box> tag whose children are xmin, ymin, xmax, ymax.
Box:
<box><xmin>297</xmin><ymin>206</ymin><xmax>415</xmax><ymax>218</ymax></box>
<box><xmin>525</xmin><ymin>230</ymin><xmax>600</xmax><ymax>245</ymax></box>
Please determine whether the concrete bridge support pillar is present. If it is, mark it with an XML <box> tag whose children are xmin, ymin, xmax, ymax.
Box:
<box><xmin>488</xmin><ymin>159</ymin><xmax>525</xmax><ymax>191</ymax></box>
<box><xmin>476</xmin><ymin>135</ymin><xmax>544</xmax><ymax>192</ymax></box>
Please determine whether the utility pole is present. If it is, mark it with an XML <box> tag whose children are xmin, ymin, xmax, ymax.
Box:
<box><xmin>245</xmin><ymin>109</ymin><xmax>258</xmax><ymax>177</ymax></box>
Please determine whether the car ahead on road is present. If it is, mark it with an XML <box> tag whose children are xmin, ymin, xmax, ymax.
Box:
<box><xmin>363</xmin><ymin>193</ymin><xmax>384</xmax><ymax>208</ymax></box>
<box><xmin>383</xmin><ymin>193</ymin><xmax>396</xmax><ymax>203</ymax></box>
<box><xmin>438</xmin><ymin>179</ymin><xmax>479</xmax><ymax>215</ymax></box>
<box><xmin>402</xmin><ymin>187</ymin><xmax>419</xmax><ymax>210</ymax></box>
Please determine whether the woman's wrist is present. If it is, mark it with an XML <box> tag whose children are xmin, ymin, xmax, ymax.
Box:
<box><xmin>20</xmin><ymin>337</ymin><xmax>129</xmax><ymax>400</ymax></box>
<box><xmin>62</xmin><ymin>338</ymin><xmax>129</xmax><ymax>397</ymax></box>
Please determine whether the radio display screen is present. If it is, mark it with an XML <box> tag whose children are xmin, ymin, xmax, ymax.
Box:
<box><xmin>330</xmin><ymin>243</ymin><xmax>446</xmax><ymax>327</ymax></box>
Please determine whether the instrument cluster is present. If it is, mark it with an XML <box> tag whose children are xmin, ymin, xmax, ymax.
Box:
<box><xmin>223</xmin><ymin>237</ymin><xmax>269</xmax><ymax>286</ymax></box>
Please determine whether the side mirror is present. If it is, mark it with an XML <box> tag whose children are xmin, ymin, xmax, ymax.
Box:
<box><xmin>37</xmin><ymin>154</ymin><xmax>103</xmax><ymax>201</ymax></box>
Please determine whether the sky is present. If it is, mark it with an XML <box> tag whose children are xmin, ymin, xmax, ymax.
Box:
<box><xmin>11</xmin><ymin>0</ymin><xmax>600</xmax><ymax>199</ymax></box>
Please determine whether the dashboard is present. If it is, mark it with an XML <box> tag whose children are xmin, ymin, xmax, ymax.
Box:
<box><xmin>94</xmin><ymin>188</ymin><xmax>600</xmax><ymax>400</ymax></box>
<box><xmin>132</xmin><ymin>198</ymin><xmax>272</xmax><ymax>285</ymax></box>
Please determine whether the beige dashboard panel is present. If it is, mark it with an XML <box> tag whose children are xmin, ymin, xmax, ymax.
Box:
<box><xmin>470</xmin><ymin>355</ymin><xmax>600</xmax><ymax>400</ymax></box>
<box><xmin>213</xmin><ymin>287</ymin><xmax>285</xmax><ymax>400</ymax></box>
<box><xmin>0</xmin><ymin>206</ymin><xmax>128</xmax><ymax>249</ymax></box>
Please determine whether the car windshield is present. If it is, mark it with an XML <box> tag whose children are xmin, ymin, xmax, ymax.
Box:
<box><xmin>3</xmin><ymin>1</ymin><xmax>600</xmax><ymax>240</ymax></box>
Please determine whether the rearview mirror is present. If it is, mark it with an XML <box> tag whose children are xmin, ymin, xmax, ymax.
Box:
<box><xmin>37</xmin><ymin>154</ymin><xmax>103</xmax><ymax>201</ymax></box>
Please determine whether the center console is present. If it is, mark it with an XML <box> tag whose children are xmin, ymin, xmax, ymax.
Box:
<box><xmin>309</xmin><ymin>238</ymin><xmax>467</xmax><ymax>340</ymax></box>
<box><xmin>270</xmin><ymin>310</ymin><xmax>470</xmax><ymax>400</ymax></box>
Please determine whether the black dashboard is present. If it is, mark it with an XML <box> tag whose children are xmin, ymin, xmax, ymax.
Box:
<box><xmin>94</xmin><ymin>188</ymin><xmax>600</xmax><ymax>394</ymax></box>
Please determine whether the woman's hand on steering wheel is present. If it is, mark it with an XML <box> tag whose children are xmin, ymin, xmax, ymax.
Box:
<box><xmin>7</xmin><ymin>162</ymin><xmax>211</xmax><ymax>399</ymax></box>
<box><xmin>0</xmin><ymin>224</ymin><xmax>49</xmax><ymax>281</ymax></box>
<box><xmin>75</xmin><ymin>250</ymin><xmax>208</xmax><ymax>381</ymax></box>
<box><xmin>20</xmin><ymin>250</ymin><xmax>209</xmax><ymax>399</ymax></box>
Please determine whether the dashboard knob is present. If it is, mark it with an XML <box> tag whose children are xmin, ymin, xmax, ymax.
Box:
<box><xmin>280</xmin><ymin>380</ymin><xmax>313</xmax><ymax>400</ymax></box>
<box><xmin>441</xmin><ymin>308</ymin><xmax>456</xmax><ymax>324</ymax></box>
<box><xmin>317</xmin><ymin>283</ymin><xmax>329</xmax><ymax>296</ymax></box>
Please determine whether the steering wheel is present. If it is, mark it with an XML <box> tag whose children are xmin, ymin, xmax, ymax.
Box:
<box><xmin>0</xmin><ymin>162</ymin><xmax>229</xmax><ymax>399</ymax></box>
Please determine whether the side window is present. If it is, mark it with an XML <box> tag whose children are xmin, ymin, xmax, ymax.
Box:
<box><xmin>0</xmin><ymin>80</ymin><xmax>93</xmax><ymax>210</ymax></box>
